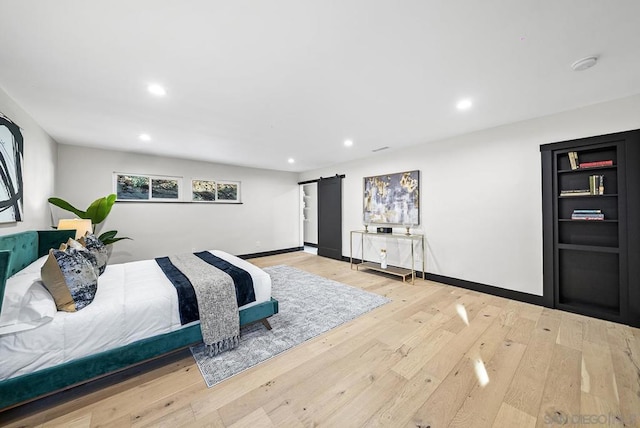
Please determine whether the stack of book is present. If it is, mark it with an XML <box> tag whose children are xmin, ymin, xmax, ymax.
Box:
<box><xmin>560</xmin><ymin>175</ymin><xmax>605</xmax><ymax>197</ymax></box>
<box><xmin>571</xmin><ymin>209</ymin><xmax>604</xmax><ymax>220</ymax></box>
<box><xmin>568</xmin><ymin>151</ymin><xmax>579</xmax><ymax>170</ymax></box>
<box><xmin>589</xmin><ymin>174</ymin><xmax>605</xmax><ymax>195</ymax></box>
<box><xmin>567</xmin><ymin>151</ymin><xmax>614</xmax><ymax>170</ymax></box>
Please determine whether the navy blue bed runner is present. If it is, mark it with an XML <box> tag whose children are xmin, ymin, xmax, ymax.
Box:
<box><xmin>155</xmin><ymin>251</ymin><xmax>256</xmax><ymax>325</ymax></box>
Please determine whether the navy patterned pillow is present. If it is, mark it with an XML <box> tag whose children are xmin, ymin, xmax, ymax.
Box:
<box><xmin>41</xmin><ymin>249</ymin><xmax>98</xmax><ymax>312</ymax></box>
<box><xmin>78</xmin><ymin>233</ymin><xmax>108</xmax><ymax>275</ymax></box>
<box><xmin>63</xmin><ymin>240</ymin><xmax>100</xmax><ymax>278</ymax></box>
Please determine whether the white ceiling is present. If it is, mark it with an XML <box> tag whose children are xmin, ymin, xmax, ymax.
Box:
<box><xmin>1</xmin><ymin>1</ymin><xmax>639</xmax><ymax>173</ymax></box>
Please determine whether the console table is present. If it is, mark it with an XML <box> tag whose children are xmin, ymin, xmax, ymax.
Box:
<box><xmin>349</xmin><ymin>230</ymin><xmax>425</xmax><ymax>284</ymax></box>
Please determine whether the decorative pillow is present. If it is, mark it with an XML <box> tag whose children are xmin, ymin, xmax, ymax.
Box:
<box><xmin>64</xmin><ymin>239</ymin><xmax>100</xmax><ymax>278</ymax></box>
<box><xmin>78</xmin><ymin>233</ymin><xmax>108</xmax><ymax>276</ymax></box>
<box><xmin>8</xmin><ymin>255</ymin><xmax>48</xmax><ymax>277</ymax></box>
<box><xmin>40</xmin><ymin>249</ymin><xmax>98</xmax><ymax>312</ymax></box>
<box><xmin>0</xmin><ymin>275</ymin><xmax>56</xmax><ymax>335</ymax></box>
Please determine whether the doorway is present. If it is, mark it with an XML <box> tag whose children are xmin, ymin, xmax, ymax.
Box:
<box><xmin>302</xmin><ymin>182</ymin><xmax>318</xmax><ymax>254</ymax></box>
<box><xmin>299</xmin><ymin>175</ymin><xmax>344</xmax><ymax>260</ymax></box>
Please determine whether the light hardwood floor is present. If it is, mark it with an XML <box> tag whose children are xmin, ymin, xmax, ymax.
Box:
<box><xmin>2</xmin><ymin>251</ymin><xmax>640</xmax><ymax>427</ymax></box>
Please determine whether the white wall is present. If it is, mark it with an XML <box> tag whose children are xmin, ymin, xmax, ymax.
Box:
<box><xmin>0</xmin><ymin>86</ymin><xmax>57</xmax><ymax>234</ymax></box>
<box><xmin>302</xmin><ymin>182</ymin><xmax>318</xmax><ymax>245</ymax></box>
<box><xmin>55</xmin><ymin>144</ymin><xmax>300</xmax><ymax>264</ymax></box>
<box><xmin>299</xmin><ymin>94</ymin><xmax>640</xmax><ymax>296</ymax></box>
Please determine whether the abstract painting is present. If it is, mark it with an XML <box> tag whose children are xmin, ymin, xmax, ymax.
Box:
<box><xmin>363</xmin><ymin>170</ymin><xmax>419</xmax><ymax>225</ymax></box>
<box><xmin>216</xmin><ymin>181</ymin><xmax>240</xmax><ymax>203</ymax></box>
<box><xmin>115</xmin><ymin>173</ymin><xmax>182</xmax><ymax>201</ymax></box>
<box><xmin>0</xmin><ymin>115</ymin><xmax>24</xmax><ymax>222</ymax></box>
<box><xmin>192</xmin><ymin>179</ymin><xmax>216</xmax><ymax>202</ymax></box>
<box><xmin>151</xmin><ymin>178</ymin><xmax>179</xmax><ymax>199</ymax></box>
<box><xmin>115</xmin><ymin>174</ymin><xmax>149</xmax><ymax>200</ymax></box>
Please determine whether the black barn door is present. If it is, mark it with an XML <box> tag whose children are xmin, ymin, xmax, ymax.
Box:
<box><xmin>317</xmin><ymin>176</ymin><xmax>342</xmax><ymax>260</ymax></box>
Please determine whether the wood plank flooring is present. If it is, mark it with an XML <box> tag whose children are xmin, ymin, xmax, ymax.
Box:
<box><xmin>2</xmin><ymin>251</ymin><xmax>639</xmax><ymax>427</ymax></box>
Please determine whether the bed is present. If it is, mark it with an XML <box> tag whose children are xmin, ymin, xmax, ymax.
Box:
<box><xmin>0</xmin><ymin>230</ymin><xmax>279</xmax><ymax>410</ymax></box>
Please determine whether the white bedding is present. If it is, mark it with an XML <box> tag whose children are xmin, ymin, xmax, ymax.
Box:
<box><xmin>0</xmin><ymin>250</ymin><xmax>271</xmax><ymax>380</ymax></box>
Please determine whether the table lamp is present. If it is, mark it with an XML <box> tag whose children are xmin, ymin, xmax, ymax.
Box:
<box><xmin>57</xmin><ymin>218</ymin><xmax>93</xmax><ymax>239</ymax></box>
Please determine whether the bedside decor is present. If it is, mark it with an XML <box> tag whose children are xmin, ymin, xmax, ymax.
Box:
<box><xmin>363</xmin><ymin>170</ymin><xmax>420</xmax><ymax>225</ymax></box>
<box><xmin>57</xmin><ymin>219</ymin><xmax>93</xmax><ymax>239</ymax></box>
<box><xmin>48</xmin><ymin>194</ymin><xmax>130</xmax><ymax>245</ymax></box>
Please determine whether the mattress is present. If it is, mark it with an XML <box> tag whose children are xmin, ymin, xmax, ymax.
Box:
<box><xmin>0</xmin><ymin>250</ymin><xmax>271</xmax><ymax>380</ymax></box>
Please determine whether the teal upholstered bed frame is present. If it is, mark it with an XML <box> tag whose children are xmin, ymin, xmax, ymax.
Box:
<box><xmin>0</xmin><ymin>230</ymin><xmax>279</xmax><ymax>410</ymax></box>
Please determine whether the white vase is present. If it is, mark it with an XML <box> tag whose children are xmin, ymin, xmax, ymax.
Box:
<box><xmin>380</xmin><ymin>249</ymin><xmax>387</xmax><ymax>269</ymax></box>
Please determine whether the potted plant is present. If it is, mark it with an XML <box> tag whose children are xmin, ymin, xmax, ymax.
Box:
<box><xmin>48</xmin><ymin>194</ymin><xmax>130</xmax><ymax>244</ymax></box>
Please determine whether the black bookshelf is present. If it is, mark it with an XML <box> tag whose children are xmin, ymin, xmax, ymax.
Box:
<box><xmin>541</xmin><ymin>129</ymin><xmax>640</xmax><ymax>327</ymax></box>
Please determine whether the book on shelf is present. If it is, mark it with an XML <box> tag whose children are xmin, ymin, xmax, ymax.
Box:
<box><xmin>571</xmin><ymin>208</ymin><xmax>605</xmax><ymax>220</ymax></box>
<box><xmin>571</xmin><ymin>214</ymin><xmax>605</xmax><ymax>220</ymax></box>
<box><xmin>560</xmin><ymin>189</ymin><xmax>591</xmax><ymax>196</ymax></box>
<box><xmin>573</xmin><ymin>209</ymin><xmax>602</xmax><ymax>214</ymax></box>
<box><xmin>568</xmin><ymin>151</ymin><xmax>579</xmax><ymax>170</ymax></box>
<box><xmin>598</xmin><ymin>174</ymin><xmax>604</xmax><ymax>195</ymax></box>
<box><xmin>588</xmin><ymin>174</ymin><xmax>605</xmax><ymax>195</ymax></box>
<box><xmin>579</xmin><ymin>160</ymin><xmax>614</xmax><ymax>168</ymax></box>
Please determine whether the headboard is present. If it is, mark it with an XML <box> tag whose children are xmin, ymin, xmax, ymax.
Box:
<box><xmin>0</xmin><ymin>230</ymin><xmax>75</xmax><ymax>313</ymax></box>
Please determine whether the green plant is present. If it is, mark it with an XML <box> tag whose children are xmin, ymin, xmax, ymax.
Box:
<box><xmin>48</xmin><ymin>194</ymin><xmax>131</xmax><ymax>245</ymax></box>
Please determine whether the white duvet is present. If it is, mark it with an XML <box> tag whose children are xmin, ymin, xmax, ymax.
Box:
<box><xmin>0</xmin><ymin>250</ymin><xmax>271</xmax><ymax>380</ymax></box>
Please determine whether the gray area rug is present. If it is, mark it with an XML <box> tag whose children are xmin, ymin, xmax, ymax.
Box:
<box><xmin>190</xmin><ymin>265</ymin><xmax>390</xmax><ymax>387</ymax></box>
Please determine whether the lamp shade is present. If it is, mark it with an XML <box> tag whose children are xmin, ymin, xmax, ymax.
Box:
<box><xmin>57</xmin><ymin>219</ymin><xmax>93</xmax><ymax>239</ymax></box>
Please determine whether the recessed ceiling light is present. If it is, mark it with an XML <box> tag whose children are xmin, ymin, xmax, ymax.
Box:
<box><xmin>139</xmin><ymin>133</ymin><xmax>151</xmax><ymax>141</ymax></box>
<box><xmin>456</xmin><ymin>99</ymin><xmax>473</xmax><ymax>111</ymax></box>
<box><xmin>571</xmin><ymin>56</ymin><xmax>598</xmax><ymax>71</ymax></box>
<box><xmin>344</xmin><ymin>139</ymin><xmax>353</xmax><ymax>147</ymax></box>
<box><xmin>147</xmin><ymin>83</ymin><xmax>166</xmax><ymax>96</ymax></box>
<box><xmin>288</xmin><ymin>158</ymin><xmax>295</xmax><ymax>164</ymax></box>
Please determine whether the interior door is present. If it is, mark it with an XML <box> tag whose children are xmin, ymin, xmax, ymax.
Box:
<box><xmin>317</xmin><ymin>176</ymin><xmax>343</xmax><ymax>260</ymax></box>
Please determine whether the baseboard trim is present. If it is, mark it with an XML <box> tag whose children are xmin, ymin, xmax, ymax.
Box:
<box><xmin>423</xmin><ymin>272</ymin><xmax>548</xmax><ymax>307</ymax></box>
<box><xmin>240</xmin><ymin>247</ymin><xmax>303</xmax><ymax>260</ymax></box>
<box><xmin>340</xmin><ymin>256</ymin><xmax>547</xmax><ymax>307</ymax></box>
<box><xmin>303</xmin><ymin>242</ymin><xmax>318</xmax><ymax>248</ymax></box>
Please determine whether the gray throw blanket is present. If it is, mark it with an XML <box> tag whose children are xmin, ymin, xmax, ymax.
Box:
<box><xmin>168</xmin><ymin>253</ymin><xmax>239</xmax><ymax>356</ymax></box>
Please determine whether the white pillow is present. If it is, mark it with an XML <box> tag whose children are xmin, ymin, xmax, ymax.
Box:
<box><xmin>0</xmin><ymin>273</ymin><xmax>56</xmax><ymax>335</ymax></box>
<box><xmin>9</xmin><ymin>255</ymin><xmax>48</xmax><ymax>277</ymax></box>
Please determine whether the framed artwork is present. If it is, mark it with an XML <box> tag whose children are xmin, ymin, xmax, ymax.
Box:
<box><xmin>216</xmin><ymin>180</ymin><xmax>241</xmax><ymax>203</ymax></box>
<box><xmin>0</xmin><ymin>115</ymin><xmax>24</xmax><ymax>222</ymax></box>
<box><xmin>151</xmin><ymin>178</ymin><xmax>180</xmax><ymax>200</ymax></box>
<box><xmin>363</xmin><ymin>170</ymin><xmax>419</xmax><ymax>225</ymax></box>
<box><xmin>115</xmin><ymin>174</ymin><xmax>149</xmax><ymax>200</ymax></box>
<box><xmin>192</xmin><ymin>179</ymin><xmax>217</xmax><ymax>202</ymax></box>
<box><xmin>114</xmin><ymin>173</ymin><xmax>182</xmax><ymax>201</ymax></box>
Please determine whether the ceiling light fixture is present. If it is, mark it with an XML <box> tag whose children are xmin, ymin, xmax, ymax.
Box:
<box><xmin>288</xmin><ymin>158</ymin><xmax>295</xmax><ymax>164</ymax></box>
<box><xmin>147</xmin><ymin>83</ymin><xmax>166</xmax><ymax>96</ymax></box>
<box><xmin>139</xmin><ymin>133</ymin><xmax>151</xmax><ymax>141</ymax></box>
<box><xmin>344</xmin><ymin>139</ymin><xmax>353</xmax><ymax>147</ymax></box>
<box><xmin>571</xmin><ymin>56</ymin><xmax>598</xmax><ymax>71</ymax></box>
<box><xmin>456</xmin><ymin>99</ymin><xmax>473</xmax><ymax>111</ymax></box>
